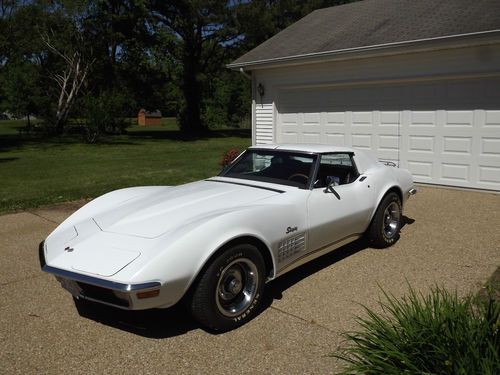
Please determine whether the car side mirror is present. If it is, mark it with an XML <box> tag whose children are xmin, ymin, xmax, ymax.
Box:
<box><xmin>323</xmin><ymin>176</ymin><xmax>341</xmax><ymax>200</ymax></box>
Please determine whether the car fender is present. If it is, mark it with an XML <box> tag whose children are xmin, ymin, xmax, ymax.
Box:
<box><xmin>366</xmin><ymin>168</ymin><xmax>405</xmax><ymax>221</ymax></box>
<box><xmin>128</xmin><ymin>203</ymin><xmax>301</xmax><ymax>307</ymax></box>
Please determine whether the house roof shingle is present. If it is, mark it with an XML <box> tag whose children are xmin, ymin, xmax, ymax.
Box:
<box><xmin>229</xmin><ymin>0</ymin><xmax>500</xmax><ymax>68</ymax></box>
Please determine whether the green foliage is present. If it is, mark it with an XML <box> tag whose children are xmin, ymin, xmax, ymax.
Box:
<box><xmin>0</xmin><ymin>0</ymin><xmax>358</xmax><ymax>136</ymax></box>
<box><xmin>236</xmin><ymin>0</ymin><xmax>359</xmax><ymax>51</ymax></box>
<box><xmin>83</xmin><ymin>0</ymin><xmax>159</xmax><ymax>108</ymax></box>
<box><xmin>334</xmin><ymin>286</ymin><xmax>500</xmax><ymax>375</ymax></box>
<box><xmin>151</xmin><ymin>0</ymin><xmax>242</xmax><ymax>132</ymax></box>
<box><xmin>79</xmin><ymin>90</ymin><xmax>134</xmax><ymax>142</ymax></box>
<box><xmin>0</xmin><ymin>61</ymin><xmax>45</xmax><ymax>122</ymax></box>
<box><xmin>203</xmin><ymin>70</ymin><xmax>251</xmax><ymax>129</ymax></box>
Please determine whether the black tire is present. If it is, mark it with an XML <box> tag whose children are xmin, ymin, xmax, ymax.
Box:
<box><xmin>189</xmin><ymin>244</ymin><xmax>265</xmax><ymax>331</ymax></box>
<box><xmin>368</xmin><ymin>192</ymin><xmax>402</xmax><ymax>248</ymax></box>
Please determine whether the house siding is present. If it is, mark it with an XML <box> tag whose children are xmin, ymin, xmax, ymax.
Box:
<box><xmin>254</xmin><ymin>103</ymin><xmax>274</xmax><ymax>144</ymax></box>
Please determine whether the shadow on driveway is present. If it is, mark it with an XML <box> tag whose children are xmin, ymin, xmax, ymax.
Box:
<box><xmin>73</xmin><ymin>215</ymin><xmax>415</xmax><ymax>338</ymax></box>
<box><xmin>73</xmin><ymin>298</ymin><xmax>199</xmax><ymax>339</ymax></box>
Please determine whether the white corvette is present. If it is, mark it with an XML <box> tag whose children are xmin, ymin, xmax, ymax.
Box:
<box><xmin>40</xmin><ymin>144</ymin><xmax>416</xmax><ymax>331</ymax></box>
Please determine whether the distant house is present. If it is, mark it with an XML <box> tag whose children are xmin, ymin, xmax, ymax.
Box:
<box><xmin>138</xmin><ymin>109</ymin><xmax>162</xmax><ymax>126</ymax></box>
<box><xmin>229</xmin><ymin>0</ymin><xmax>500</xmax><ymax>192</ymax></box>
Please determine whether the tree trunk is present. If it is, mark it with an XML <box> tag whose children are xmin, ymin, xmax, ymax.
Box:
<box><xmin>55</xmin><ymin>110</ymin><xmax>67</xmax><ymax>134</ymax></box>
<box><xmin>181</xmin><ymin>66</ymin><xmax>203</xmax><ymax>133</ymax></box>
<box><xmin>179</xmin><ymin>25</ymin><xmax>205</xmax><ymax>134</ymax></box>
<box><xmin>42</xmin><ymin>34</ymin><xmax>93</xmax><ymax>135</ymax></box>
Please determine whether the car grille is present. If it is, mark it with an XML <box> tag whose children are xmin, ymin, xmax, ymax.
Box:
<box><xmin>76</xmin><ymin>282</ymin><xmax>130</xmax><ymax>308</ymax></box>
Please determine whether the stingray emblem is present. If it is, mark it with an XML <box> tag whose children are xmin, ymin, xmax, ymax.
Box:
<box><xmin>64</xmin><ymin>246</ymin><xmax>74</xmax><ymax>252</ymax></box>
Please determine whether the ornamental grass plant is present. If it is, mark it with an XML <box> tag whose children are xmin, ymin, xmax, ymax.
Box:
<box><xmin>334</xmin><ymin>286</ymin><xmax>499</xmax><ymax>375</ymax></box>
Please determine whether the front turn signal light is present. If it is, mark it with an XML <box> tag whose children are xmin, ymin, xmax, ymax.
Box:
<box><xmin>137</xmin><ymin>289</ymin><xmax>160</xmax><ymax>299</ymax></box>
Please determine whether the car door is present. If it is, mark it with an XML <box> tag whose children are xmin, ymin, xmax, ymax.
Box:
<box><xmin>306</xmin><ymin>153</ymin><xmax>375</xmax><ymax>252</ymax></box>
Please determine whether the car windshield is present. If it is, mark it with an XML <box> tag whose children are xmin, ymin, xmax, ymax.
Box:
<box><xmin>219</xmin><ymin>149</ymin><xmax>317</xmax><ymax>188</ymax></box>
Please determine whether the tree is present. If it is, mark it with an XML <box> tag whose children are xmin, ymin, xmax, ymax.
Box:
<box><xmin>42</xmin><ymin>31</ymin><xmax>95</xmax><ymax>133</ymax></box>
<box><xmin>1</xmin><ymin>61</ymin><xmax>45</xmax><ymax>126</ymax></box>
<box><xmin>0</xmin><ymin>0</ymin><xmax>26</xmax><ymax>112</ymax></box>
<box><xmin>151</xmin><ymin>0</ymin><xmax>241</xmax><ymax>133</ymax></box>
<box><xmin>0</xmin><ymin>0</ymin><xmax>19</xmax><ymax>60</ymax></box>
<box><xmin>0</xmin><ymin>1</ymin><xmax>95</xmax><ymax>132</ymax></box>
<box><xmin>0</xmin><ymin>0</ymin><xmax>360</xmax><ymax>136</ymax></box>
<box><xmin>236</xmin><ymin>0</ymin><xmax>359</xmax><ymax>51</ymax></box>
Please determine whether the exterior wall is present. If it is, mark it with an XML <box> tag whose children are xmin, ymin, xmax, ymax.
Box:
<box><xmin>252</xmin><ymin>44</ymin><xmax>500</xmax><ymax>135</ymax></box>
<box><xmin>252</xmin><ymin>43</ymin><xmax>500</xmax><ymax>102</ymax></box>
<box><xmin>249</xmin><ymin>43</ymin><xmax>500</xmax><ymax>190</ymax></box>
<box><xmin>138</xmin><ymin>111</ymin><xmax>162</xmax><ymax>126</ymax></box>
<box><xmin>138</xmin><ymin>112</ymin><xmax>146</xmax><ymax>126</ymax></box>
<box><xmin>143</xmin><ymin>117</ymin><xmax>162</xmax><ymax>126</ymax></box>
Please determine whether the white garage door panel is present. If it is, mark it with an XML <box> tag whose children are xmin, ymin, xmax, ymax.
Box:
<box><xmin>274</xmin><ymin>78</ymin><xmax>500</xmax><ymax>191</ymax></box>
<box><xmin>351</xmin><ymin>134</ymin><xmax>373</xmax><ymax>149</ymax></box>
<box><xmin>478</xmin><ymin>110</ymin><xmax>500</xmax><ymax>187</ymax></box>
<box><xmin>479</xmin><ymin>166</ymin><xmax>500</xmax><ymax>184</ymax></box>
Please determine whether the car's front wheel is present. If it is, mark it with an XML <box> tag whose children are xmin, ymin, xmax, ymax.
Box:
<box><xmin>189</xmin><ymin>244</ymin><xmax>265</xmax><ymax>331</ymax></box>
<box><xmin>368</xmin><ymin>192</ymin><xmax>402</xmax><ymax>248</ymax></box>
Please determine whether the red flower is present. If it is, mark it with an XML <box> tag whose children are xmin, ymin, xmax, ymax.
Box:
<box><xmin>220</xmin><ymin>148</ymin><xmax>240</xmax><ymax>167</ymax></box>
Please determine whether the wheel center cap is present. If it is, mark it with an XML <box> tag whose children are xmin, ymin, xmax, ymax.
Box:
<box><xmin>228</xmin><ymin>278</ymin><xmax>242</xmax><ymax>294</ymax></box>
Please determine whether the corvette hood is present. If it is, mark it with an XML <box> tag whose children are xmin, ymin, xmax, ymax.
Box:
<box><xmin>92</xmin><ymin>179</ymin><xmax>281</xmax><ymax>238</ymax></box>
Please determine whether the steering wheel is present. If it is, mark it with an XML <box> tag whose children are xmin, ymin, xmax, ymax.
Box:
<box><xmin>288</xmin><ymin>173</ymin><xmax>309</xmax><ymax>184</ymax></box>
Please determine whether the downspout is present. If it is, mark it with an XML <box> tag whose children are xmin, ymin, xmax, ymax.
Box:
<box><xmin>239</xmin><ymin>67</ymin><xmax>256</xmax><ymax>146</ymax></box>
<box><xmin>239</xmin><ymin>67</ymin><xmax>251</xmax><ymax>80</ymax></box>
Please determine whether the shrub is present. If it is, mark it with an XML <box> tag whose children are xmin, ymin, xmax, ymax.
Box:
<box><xmin>202</xmin><ymin>104</ymin><xmax>228</xmax><ymax>130</ymax></box>
<box><xmin>80</xmin><ymin>90</ymin><xmax>134</xmax><ymax>142</ymax></box>
<box><xmin>334</xmin><ymin>286</ymin><xmax>499</xmax><ymax>375</ymax></box>
<box><xmin>220</xmin><ymin>148</ymin><xmax>240</xmax><ymax>167</ymax></box>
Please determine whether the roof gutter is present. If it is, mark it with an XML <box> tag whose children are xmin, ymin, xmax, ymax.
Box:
<box><xmin>227</xmin><ymin>29</ymin><xmax>500</xmax><ymax>70</ymax></box>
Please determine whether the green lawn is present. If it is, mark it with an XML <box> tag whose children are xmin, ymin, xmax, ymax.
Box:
<box><xmin>0</xmin><ymin>119</ymin><xmax>251</xmax><ymax>213</ymax></box>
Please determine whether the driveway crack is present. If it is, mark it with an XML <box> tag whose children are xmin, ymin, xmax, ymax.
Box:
<box><xmin>26</xmin><ymin>211</ymin><xmax>61</xmax><ymax>225</ymax></box>
<box><xmin>270</xmin><ymin>305</ymin><xmax>334</xmax><ymax>333</ymax></box>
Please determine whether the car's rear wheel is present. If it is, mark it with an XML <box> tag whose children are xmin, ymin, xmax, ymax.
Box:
<box><xmin>189</xmin><ymin>244</ymin><xmax>265</xmax><ymax>331</ymax></box>
<box><xmin>368</xmin><ymin>192</ymin><xmax>402</xmax><ymax>248</ymax></box>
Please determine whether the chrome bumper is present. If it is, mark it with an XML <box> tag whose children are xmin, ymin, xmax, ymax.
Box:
<box><xmin>39</xmin><ymin>241</ymin><xmax>161</xmax><ymax>309</ymax></box>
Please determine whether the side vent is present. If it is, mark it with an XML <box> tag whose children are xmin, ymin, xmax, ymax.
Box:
<box><xmin>278</xmin><ymin>233</ymin><xmax>306</xmax><ymax>263</ymax></box>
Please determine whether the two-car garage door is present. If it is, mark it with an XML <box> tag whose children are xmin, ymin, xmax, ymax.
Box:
<box><xmin>275</xmin><ymin>77</ymin><xmax>500</xmax><ymax>191</ymax></box>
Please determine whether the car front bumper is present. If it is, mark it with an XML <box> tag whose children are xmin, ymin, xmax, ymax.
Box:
<box><xmin>39</xmin><ymin>241</ymin><xmax>161</xmax><ymax>310</ymax></box>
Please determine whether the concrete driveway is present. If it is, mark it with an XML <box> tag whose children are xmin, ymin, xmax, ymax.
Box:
<box><xmin>1</xmin><ymin>186</ymin><xmax>499</xmax><ymax>374</ymax></box>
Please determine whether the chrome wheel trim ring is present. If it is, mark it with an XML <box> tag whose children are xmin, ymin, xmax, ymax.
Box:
<box><xmin>215</xmin><ymin>258</ymin><xmax>259</xmax><ymax>318</ymax></box>
<box><xmin>383</xmin><ymin>201</ymin><xmax>400</xmax><ymax>238</ymax></box>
